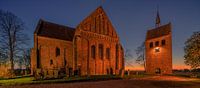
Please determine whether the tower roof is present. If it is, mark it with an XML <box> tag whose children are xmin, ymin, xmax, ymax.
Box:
<box><xmin>156</xmin><ymin>10</ymin><xmax>161</xmax><ymax>27</ymax></box>
<box><xmin>146</xmin><ymin>23</ymin><xmax>171</xmax><ymax>40</ymax></box>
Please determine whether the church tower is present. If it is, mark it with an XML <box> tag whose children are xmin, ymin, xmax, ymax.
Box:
<box><xmin>145</xmin><ymin>11</ymin><xmax>172</xmax><ymax>74</ymax></box>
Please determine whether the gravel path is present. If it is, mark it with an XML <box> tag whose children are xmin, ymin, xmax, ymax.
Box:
<box><xmin>1</xmin><ymin>76</ymin><xmax>200</xmax><ymax>88</ymax></box>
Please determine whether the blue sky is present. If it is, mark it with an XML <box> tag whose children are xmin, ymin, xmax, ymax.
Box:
<box><xmin>0</xmin><ymin>0</ymin><xmax>200</xmax><ymax>69</ymax></box>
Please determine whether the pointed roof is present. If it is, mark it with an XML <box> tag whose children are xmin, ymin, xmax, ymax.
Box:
<box><xmin>146</xmin><ymin>23</ymin><xmax>171</xmax><ymax>40</ymax></box>
<box><xmin>34</xmin><ymin>19</ymin><xmax>75</xmax><ymax>41</ymax></box>
<box><xmin>77</xmin><ymin>6</ymin><xmax>118</xmax><ymax>38</ymax></box>
<box><xmin>156</xmin><ymin>11</ymin><xmax>161</xmax><ymax>27</ymax></box>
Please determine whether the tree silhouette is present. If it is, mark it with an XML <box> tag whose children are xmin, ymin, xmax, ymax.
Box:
<box><xmin>124</xmin><ymin>48</ymin><xmax>134</xmax><ymax>67</ymax></box>
<box><xmin>184</xmin><ymin>31</ymin><xmax>200</xmax><ymax>69</ymax></box>
<box><xmin>0</xmin><ymin>10</ymin><xmax>29</xmax><ymax>74</ymax></box>
<box><xmin>135</xmin><ymin>42</ymin><xmax>145</xmax><ymax>69</ymax></box>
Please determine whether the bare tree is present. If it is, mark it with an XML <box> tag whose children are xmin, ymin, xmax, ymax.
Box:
<box><xmin>135</xmin><ymin>42</ymin><xmax>146</xmax><ymax>69</ymax></box>
<box><xmin>124</xmin><ymin>48</ymin><xmax>134</xmax><ymax>67</ymax></box>
<box><xmin>23</xmin><ymin>49</ymin><xmax>31</xmax><ymax>74</ymax></box>
<box><xmin>0</xmin><ymin>10</ymin><xmax>29</xmax><ymax>74</ymax></box>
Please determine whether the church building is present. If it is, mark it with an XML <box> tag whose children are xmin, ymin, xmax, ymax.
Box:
<box><xmin>31</xmin><ymin>6</ymin><xmax>124</xmax><ymax>78</ymax></box>
<box><xmin>145</xmin><ymin>11</ymin><xmax>172</xmax><ymax>74</ymax></box>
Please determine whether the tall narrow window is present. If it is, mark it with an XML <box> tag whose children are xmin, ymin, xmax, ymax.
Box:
<box><xmin>162</xmin><ymin>39</ymin><xmax>166</xmax><ymax>46</ymax></box>
<box><xmin>37</xmin><ymin>48</ymin><xmax>41</xmax><ymax>68</ymax></box>
<box><xmin>99</xmin><ymin>15</ymin><xmax>101</xmax><ymax>34</ymax></box>
<box><xmin>56</xmin><ymin>47</ymin><xmax>60</xmax><ymax>57</ymax></box>
<box><xmin>155</xmin><ymin>41</ymin><xmax>159</xmax><ymax>46</ymax></box>
<box><xmin>94</xmin><ymin>17</ymin><xmax>96</xmax><ymax>32</ymax></box>
<box><xmin>107</xmin><ymin>22</ymin><xmax>109</xmax><ymax>35</ymax></box>
<box><xmin>116</xmin><ymin>44</ymin><xmax>119</xmax><ymax>69</ymax></box>
<box><xmin>150</xmin><ymin>42</ymin><xmax>153</xmax><ymax>48</ymax></box>
<box><xmin>91</xmin><ymin>45</ymin><xmax>96</xmax><ymax>59</ymax></box>
<box><xmin>106</xmin><ymin>48</ymin><xmax>110</xmax><ymax>59</ymax></box>
<box><xmin>64</xmin><ymin>48</ymin><xmax>67</xmax><ymax>66</ymax></box>
<box><xmin>50</xmin><ymin>59</ymin><xmax>53</xmax><ymax>65</ymax></box>
<box><xmin>99</xmin><ymin>44</ymin><xmax>103</xmax><ymax>59</ymax></box>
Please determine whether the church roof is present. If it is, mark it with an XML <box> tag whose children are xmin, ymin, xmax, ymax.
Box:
<box><xmin>146</xmin><ymin>23</ymin><xmax>171</xmax><ymax>40</ymax></box>
<box><xmin>34</xmin><ymin>19</ymin><xmax>75</xmax><ymax>41</ymax></box>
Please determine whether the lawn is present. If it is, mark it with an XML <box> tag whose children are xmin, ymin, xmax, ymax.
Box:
<box><xmin>0</xmin><ymin>75</ymin><xmax>122</xmax><ymax>86</ymax></box>
<box><xmin>0</xmin><ymin>77</ymin><xmax>33</xmax><ymax>85</ymax></box>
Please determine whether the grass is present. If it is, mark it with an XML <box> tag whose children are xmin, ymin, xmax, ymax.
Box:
<box><xmin>0</xmin><ymin>77</ymin><xmax>33</xmax><ymax>85</ymax></box>
<box><xmin>0</xmin><ymin>75</ymin><xmax>122</xmax><ymax>86</ymax></box>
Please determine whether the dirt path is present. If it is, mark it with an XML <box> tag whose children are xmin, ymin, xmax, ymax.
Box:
<box><xmin>1</xmin><ymin>76</ymin><xmax>200</xmax><ymax>88</ymax></box>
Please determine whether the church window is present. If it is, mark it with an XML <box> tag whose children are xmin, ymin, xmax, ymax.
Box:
<box><xmin>50</xmin><ymin>59</ymin><xmax>53</xmax><ymax>65</ymax></box>
<box><xmin>107</xmin><ymin>22</ymin><xmax>109</xmax><ymax>35</ymax></box>
<box><xmin>150</xmin><ymin>42</ymin><xmax>153</xmax><ymax>48</ymax></box>
<box><xmin>155</xmin><ymin>41</ymin><xmax>159</xmax><ymax>46</ymax></box>
<box><xmin>37</xmin><ymin>48</ymin><xmax>41</xmax><ymax>68</ymax></box>
<box><xmin>91</xmin><ymin>45</ymin><xmax>96</xmax><ymax>59</ymax></box>
<box><xmin>102</xmin><ymin>17</ymin><xmax>105</xmax><ymax>34</ymax></box>
<box><xmin>94</xmin><ymin>17</ymin><xmax>96</xmax><ymax>32</ymax></box>
<box><xmin>56</xmin><ymin>47</ymin><xmax>60</xmax><ymax>57</ymax></box>
<box><xmin>116</xmin><ymin>44</ymin><xmax>119</xmax><ymax>69</ymax></box>
<box><xmin>99</xmin><ymin>15</ymin><xmax>101</xmax><ymax>34</ymax></box>
<box><xmin>64</xmin><ymin>48</ymin><xmax>67</xmax><ymax>66</ymax></box>
<box><xmin>99</xmin><ymin>44</ymin><xmax>104</xmax><ymax>59</ymax></box>
<box><xmin>162</xmin><ymin>39</ymin><xmax>166</xmax><ymax>46</ymax></box>
<box><xmin>106</xmin><ymin>48</ymin><xmax>110</xmax><ymax>59</ymax></box>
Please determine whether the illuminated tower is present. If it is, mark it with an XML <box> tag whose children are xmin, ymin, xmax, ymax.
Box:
<box><xmin>145</xmin><ymin>11</ymin><xmax>172</xmax><ymax>74</ymax></box>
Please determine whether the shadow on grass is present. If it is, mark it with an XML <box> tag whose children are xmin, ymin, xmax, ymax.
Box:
<box><xmin>0</xmin><ymin>75</ymin><xmax>122</xmax><ymax>86</ymax></box>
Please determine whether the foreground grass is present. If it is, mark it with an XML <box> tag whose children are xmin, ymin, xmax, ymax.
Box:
<box><xmin>0</xmin><ymin>77</ymin><xmax>33</xmax><ymax>85</ymax></box>
<box><xmin>0</xmin><ymin>75</ymin><xmax>121</xmax><ymax>86</ymax></box>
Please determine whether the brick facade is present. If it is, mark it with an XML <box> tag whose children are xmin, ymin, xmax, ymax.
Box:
<box><xmin>145</xmin><ymin>23</ymin><xmax>172</xmax><ymax>75</ymax></box>
<box><xmin>31</xmin><ymin>6</ymin><xmax>124</xmax><ymax>78</ymax></box>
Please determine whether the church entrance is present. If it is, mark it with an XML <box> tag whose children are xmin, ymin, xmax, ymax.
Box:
<box><xmin>155</xmin><ymin>68</ymin><xmax>161</xmax><ymax>74</ymax></box>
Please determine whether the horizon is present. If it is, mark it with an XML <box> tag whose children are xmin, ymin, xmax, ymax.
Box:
<box><xmin>0</xmin><ymin>0</ymin><xmax>200</xmax><ymax>70</ymax></box>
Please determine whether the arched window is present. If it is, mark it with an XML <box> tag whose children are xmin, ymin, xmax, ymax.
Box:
<box><xmin>56</xmin><ymin>47</ymin><xmax>60</xmax><ymax>57</ymax></box>
<box><xmin>91</xmin><ymin>45</ymin><xmax>96</xmax><ymax>59</ymax></box>
<box><xmin>99</xmin><ymin>44</ymin><xmax>104</xmax><ymax>59</ymax></box>
<box><xmin>106</xmin><ymin>48</ymin><xmax>110</xmax><ymax>59</ymax></box>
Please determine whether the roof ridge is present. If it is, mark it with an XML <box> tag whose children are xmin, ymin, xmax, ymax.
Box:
<box><xmin>41</xmin><ymin>19</ymin><xmax>75</xmax><ymax>30</ymax></box>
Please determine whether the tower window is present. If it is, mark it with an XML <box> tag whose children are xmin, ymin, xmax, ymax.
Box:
<box><xmin>162</xmin><ymin>39</ymin><xmax>166</xmax><ymax>46</ymax></box>
<box><xmin>150</xmin><ymin>42</ymin><xmax>153</xmax><ymax>48</ymax></box>
<box><xmin>56</xmin><ymin>47</ymin><xmax>60</xmax><ymax>57</ymax></box>
<box><xmin>91</xmin><ymin>45</ymin><xmax>96</xmax><ymax>59</ymax></box>
<box><xmin>155</xmin><ymin>41</ymin><xmax>159</xmax><ymax>46</ymax></box>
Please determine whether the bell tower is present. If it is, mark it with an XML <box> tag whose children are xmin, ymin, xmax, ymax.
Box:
<box><xmin>145</xmin><ymin>11</ymin><xmax>172</xmax><ymax>75</ymax></box>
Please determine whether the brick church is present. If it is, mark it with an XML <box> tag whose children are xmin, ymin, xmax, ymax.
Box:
<box><xmin>145</xmin><ymin>11</ymin><xmax>172</xmax><ymax>74</ymax></box>
<box><xmin>31</xmin><ymin>6</ymin><xmax>124</xmax><ymax>78</ymax></box>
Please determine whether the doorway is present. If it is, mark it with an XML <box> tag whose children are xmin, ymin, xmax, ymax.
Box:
<box><xmin>155</xmin><ymin>68</ymin><xmax>161</xmax><ymax>74</ymax></box>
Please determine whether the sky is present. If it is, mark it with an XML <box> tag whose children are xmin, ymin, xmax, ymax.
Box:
<box><xmin>0</xmin><ymin>0</ymin><xmax>200</xmax><ymax>70</ymax></box>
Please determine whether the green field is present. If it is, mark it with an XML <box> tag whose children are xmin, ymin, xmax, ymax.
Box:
<box><xmin>0</xmin><ymin>75</ymin><xmax>121</xmax><ymax>86</ymax></box>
